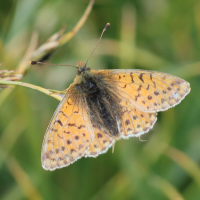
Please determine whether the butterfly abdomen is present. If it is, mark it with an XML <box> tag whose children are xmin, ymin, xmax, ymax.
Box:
<box><xmin>87</xmin><ymin>91</ymin><xmax>120</xmax><ymax>136</ymax></box>
<box><xmin>75</xmin><ymin>71</ymin><xmax>122</xmax><ymax>138</ymax></box>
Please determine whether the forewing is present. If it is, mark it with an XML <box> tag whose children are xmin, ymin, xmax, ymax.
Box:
<box><xmin>41</xmin><ymin>92</ymin><xmax>94</xmax><ymax>171</ymax></box>
<box><xmin>107</xmin><ymin>69</ymin><xmax>190</xmax><ymax>112</ymax></box>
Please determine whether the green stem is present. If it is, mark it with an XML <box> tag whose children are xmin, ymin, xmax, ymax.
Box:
<box><xmin>0</xmin><ymin>80</ymin><xmax>62</xmax><ymax>101</ymax></box>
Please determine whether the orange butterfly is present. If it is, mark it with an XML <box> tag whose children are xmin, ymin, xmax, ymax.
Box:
<box><xmin>34</xmin><ymin>23</ymin><xmax>190</xmax><ymax>171</ymax></box>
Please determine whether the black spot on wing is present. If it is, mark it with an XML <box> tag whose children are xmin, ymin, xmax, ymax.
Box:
<box><xmin>135</xmin><ymin>94</ymin><xmax>141</xmax><ymax>101</ymax></box>
<box><xmin>70</xmin><ymin>149</ymin><xmax>76</xmax><ymax>154</ymax></box>
<box><xmin>78</xmin><ymin>125</ymin><xmax>85</xmax><ymax>129</ymax></box>
<box><xmin>75</xmin><ymin>136</ymin><xmax>79</xmax><ymax>140</ymax></box>
<box><xmin>137</xmin><ymin>85</ymin><xmax>142</xmax><ymax>91</ymax></box>
<box><xmin>51</xmin><ymin>128</ymin><xmax>58</xmax><ymax>132</ymax></box>
<box><xmin>150</xmin><ymin>74</ymin><xmax>153</xmax><ymax>80</ymax></box>
<box><xmin>154</xmin><ymin>91</ymin><xmax>159</xmax><ymax>96</ymax></box>
<box><xmin>130</xmin><ymin>72</ymin><xmax>134</xmax><ymax>82</ymax></box>
<box><xmin>64</xmin><ymin>131</ymin><xmax>70</xmax><ymax>134</ymax></box>
<box><xmin>133</xmin><ymin>115</ymin><xmax>138</xmax><ymax>120</ymax></box>
<box><xmin>139</xmin><ymin>73</ymin><xmax>144</xmax><ymax>83</ymax></box>
<box><xmin>68</xmin><ymin>123</ymin><xmax>76</xmax><ymax>127</ymax></box>
<box><xmin>97</xmin><ymin>133</ymin><xmax>103</xmax><ymax>138</ymax></box>
<box><xmin>163</xmin><ymin>90</ymin><xmax>167</xmax><ymax>94</ymax></box>
<box><xmin>167</xmin><ymin>87</ymin><xmax>172</xmax><ymax>91</ymax></box>
<box><xmin>55</xmin><ymin>119</ymin><xmax>63</xmax><ymax>126</ymax></box>
<box><xmin>67</xmin><ymin>100</ymin><xmax>72</xmax><ymax>105</ymax></box>
<box><xmin>67</xmin><ymin>140</ymin><xmax>72</xmax><ymax>145</ymax></box>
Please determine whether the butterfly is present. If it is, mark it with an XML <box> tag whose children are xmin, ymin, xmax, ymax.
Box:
<box><xmin>32</xmin><ymin>23</ymin><xmax>190</xmax><ymax>171</ymax></box>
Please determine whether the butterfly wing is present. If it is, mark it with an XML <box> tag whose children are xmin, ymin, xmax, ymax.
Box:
<box><xmin>83</xmin><ymin>69</ymin><xmax>189</xmax><ymax>157</ymax></box>
<box><xmin>105</xmin><ymin>69</ymin><xmax>190</xmax><ymax>112</ymax></box>
<box><xmin>84</xmin><ymin>125</ymin><xmax>114</xmax><ymax>158</ymax></box>
<box><xmin>41</xmin><ymin>89</ymin><xmax>94</xmax><ymax>171</ymax></box>
<box><xmin>118</xmin><ymin>97</ymin><xmax>157</xmax><ymax>138</ymax></box>
<box><xmin>83</xmin><ymin>99</ymin><xmax>157</xmax><ymax>158</ymax></box>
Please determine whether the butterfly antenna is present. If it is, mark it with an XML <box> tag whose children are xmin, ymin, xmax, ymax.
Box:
<box><xmin>85</xmin><ymin>23</ymin><xmax>110</xmax><ymax>67</ymax></box>
<box><xmin>29</xmin><ymin>61</ymin><xmax>79</xmax><ymax>69</ymax></box>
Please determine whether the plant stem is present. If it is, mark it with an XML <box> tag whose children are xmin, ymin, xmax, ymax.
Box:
<box><xmin>0</xmin><ymin>80</ymin><xmax>62</xmax><ymax>101</ymax></box>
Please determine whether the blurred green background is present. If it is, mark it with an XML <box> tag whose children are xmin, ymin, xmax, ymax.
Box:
<box><xmin>0</xmin><ymin>0</ymin><xmax>200</xmax><ymax>199</ymax></box>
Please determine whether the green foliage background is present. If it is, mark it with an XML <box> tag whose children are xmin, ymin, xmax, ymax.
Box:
<box><xmin>0</xmin><ymin>0</ymin><xmax>200</xmax><ymax>199</ymax></box>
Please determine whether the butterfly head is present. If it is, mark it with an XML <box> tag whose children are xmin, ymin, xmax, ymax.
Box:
<box><xmin>76</xmin><ymin>61</ymin><xmax>91</xmax><ymax>75</ymax></box>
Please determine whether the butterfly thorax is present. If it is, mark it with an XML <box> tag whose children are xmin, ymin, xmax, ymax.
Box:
<box><xmin>73</xmin><ymin>69</ymin><xmax>122</xmax><ymax>139</ymax></box>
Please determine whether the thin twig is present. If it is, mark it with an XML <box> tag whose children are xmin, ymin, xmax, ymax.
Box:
<box><xmin>0</xmin><ymin>80</ymin><xmax>62</xmax><ymax>101</ymax></box>
<box><xmin>0</xmin><ymin>0</ymin><xmax>96</xmax><ymax>107</ymax></box>
<box><xmin>59</xmin><ymin>0</ymin><xmax>95</xmax><ymax>45</ymax></box>
<box><xmin>0</xmin><ymin>32</ymin><xmax>38</xmax><ymax>108</ymax></box>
